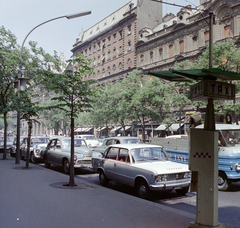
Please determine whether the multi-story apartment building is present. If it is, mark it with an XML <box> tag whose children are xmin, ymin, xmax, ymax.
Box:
<box><xmin>70</xmin><ymin>0</ymin><xmax>240</xmax><ymax>134</ymax></box>
<box><xmin>136</xmin><ymin>0</ymin><xmax>240</xmax><ymax>73</ymax></box>
<box><xmin>136</xmin><ymin>0</ymin><xmax>240</xmax><ymax>124</ymax></box>
<box><xmin>71</xmin><ymin>0</ymin><xmax>162</xmax><ymax>86</ymax></box>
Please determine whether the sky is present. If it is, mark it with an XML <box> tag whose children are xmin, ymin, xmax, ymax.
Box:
<box><xmin>1</xmin><ymin>0</ymin><xmax>199</xmax><ymax>60</ymax></box>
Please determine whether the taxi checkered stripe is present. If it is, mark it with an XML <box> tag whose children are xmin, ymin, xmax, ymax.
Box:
<box><xmin>193</xmin><ymin>152</ymin><xmax>211</xmax><ymax>158</ymax></box>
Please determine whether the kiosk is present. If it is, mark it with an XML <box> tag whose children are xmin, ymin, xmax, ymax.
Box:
<box><xmin>144</xmin><ymin>67</ymin><xmax>240</xmax><ymax>228</ymax></box>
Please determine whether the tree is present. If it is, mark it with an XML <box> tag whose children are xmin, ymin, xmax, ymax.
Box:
<box><xmin>44</xmin><ymin>53</ymin><xmax>98</xmax><ymax>186</ymax></box>
<box><xmin>39</xmin><ymin>96</ymin><xmax>70</xmax><ymax>135</ymax></box>
<box><xmin>7</xmin><ymin>88</ymin><xmax>41</xmax><ymax>168</ymax></box>
<box><xmin>0</xmin><ymin>26</ymin><xmax>19</xmax><ymax>159</ymax></box>
<box><xmin>0</xmin><ymin>26</ymin><xmax>61</xmax><ymax>159</ymax></box>
<box><xmin>174</xmin><ymin>40</ymin><xmax>240</xmax><ymax>124</ymax></box>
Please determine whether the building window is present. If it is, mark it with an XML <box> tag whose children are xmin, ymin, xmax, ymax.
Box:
<box><xmin>119</xmin><ymin>30</ymin><xmax>123</xmax><ymax>40</ymax></box>
<box><xmin>127</xmin><ymin>24</ymin><xmax>131</xmax><ymax>35</ymax></box>
<box><xmin>119</xmin><ymin>62</ymin><xmax>122</xmax><ymax>71</ymax></box>
<box><xmin>107</xmin><ymin>66</ymin><xmax>111</xmax><ymax>76</ymax></box>
<box><xmin>108</xmin><ymin>36</ymin><xmax>111</xmax><ymax>45</ymax></box>
<box><xmin>159</xmin><ymin>48</ymin><xmax>163</xmax><ymax>60</ymax></box>
<box><xmin>102</xmin><ymin>43</ymin><xmax>105</xmax><ymax>52</ymax></box>
<box><xmin>107</xmin><ymin>49</ymin><xmax>111</xmax><ymax>60</ymax></box>
<box><xmin>113</xmin><ymin>33</ymin><xmax>116</xmax><ymax>43</ymax></box>
<box><xmin>224</xmin><ymin>25</ymin><xmax>230</xmax><ymax>37</ymax></box>
<box><xmin>119</xmin><ymin>45</ymin><xmax>122</xmax><ymax>55</ymax></box>
<box><xmin>93</xmin><ymin>57</ymin><xmax>96</xmax><ymax>66</ymax></box>
<box><xmin>93</xmin><ymin>45</ymin><xmax>96</xmax><ymax>53</ymax></box>
<box><xmin>128</xmin><ymin>40</ymin><xmax>131</xmax><ymax>51</ymax></box>
<box><xmin>204</xmin><ymin>31</ymin><xmax>209</xmax><ymax>46</ymax></box>
<box><xmin>102</xmin><ymin>68</ymin><xmax>105</xmax><ymax>77</ymax></box>
<box><xmin>128</xmin><ymin>59</ymin><xmax>131</xmax><ymax>69</ymax></box>
<box><xmin>85</xmin><ymin>49</ymin><xmax>87</xmax><ymax>57</ymax></box>
<box><xmin>113</xmin><ymin>47</ymin><xmax>116</xmax><ymax>58</ymax></box>
<box><xmin>89</xmin><ymin>47</ymin><xmax>91</xmax><ymax>55</ymax></box>
<box><xmin>98</xmin><ymin>42</ymin><xmax>101</xmax><ymax>51</ymax></box>
<box><xmin>179</xmin><ymin>41</ymin><xmax>184</xmax><ymax>54</ymax></box>
<box><xmin>169</xmin><ymin>45</ymin><xmax>173</xmax><ymax>58</ymax></box>
<box><xmin>113</xmin><ymin>64</ymin><xmax>116</xmax><ymax>74</ymax></box>
<box><xmin>150</xmin><ymin>51</ymin><xmax>153</xmax><ymax>63</ymax></box>
<box><xmin>141</xmin><ymin>55</ymin><xmax>144</xmax><ymax>66</ymax></box>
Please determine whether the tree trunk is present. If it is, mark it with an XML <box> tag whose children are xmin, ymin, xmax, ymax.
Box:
<box><xmin>25</xmin><ymin>121</ymin><xmax>32</xmax><ymax>168</ymax></box>
<box><xmin>2</xmin><ymin>112</ymin><xmax>8</xmax><ymax>159</ymax></box>
<box><xmin>69</xmin><ymin>117</ymin><xmax>75</xmax><ymax>186</ymax></box>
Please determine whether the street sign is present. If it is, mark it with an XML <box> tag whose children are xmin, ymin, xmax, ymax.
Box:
<box><xmin>190</xmin><ymin>80</ymin><xmax>235</xmax><ymax>101</ymax></box>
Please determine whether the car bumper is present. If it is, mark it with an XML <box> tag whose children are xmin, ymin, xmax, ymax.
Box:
<box><xmin>149</xmin><ymin>179</ymin><xmax>190</xmax><ymax>191</ymax></box>
<box><xmin>74</xmin><ymin>160</ymin><xmax>92</xmax><ymax>168</ymax></box>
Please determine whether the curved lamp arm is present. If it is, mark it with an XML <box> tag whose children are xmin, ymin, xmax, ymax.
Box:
<box><xmin>19</xmin><ymin>11</ymin><xmax>91</xmax><ymax>75</ymax></box>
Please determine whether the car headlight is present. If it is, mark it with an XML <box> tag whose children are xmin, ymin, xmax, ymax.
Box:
<box><xmin>184</xmin><ymin>172</ymin><xmax>191</xmax><ymax>179</ymax></box>
<box><xmin>155</xmin><ymin>174</ymin><xmax>168</xmax><ymax>183</ymax></box>
<box><xmin>74</xmin><ymin>155</ymin><xmax>77</xmax><ymax>161</ymax></box>
<box><xmin>236</xmin><ymin>163</ymin><xmax>240</xmax><ymax>171</ymax></box>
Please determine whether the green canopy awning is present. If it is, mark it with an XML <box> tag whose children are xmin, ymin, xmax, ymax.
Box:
<box><xmin>143</xmin><ymin>68</ymin><xmax>240</xmax><ymax>81</ymax></box>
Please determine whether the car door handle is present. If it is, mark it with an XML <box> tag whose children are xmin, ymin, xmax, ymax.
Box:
<box><xmin>114</xmin><ymin>163</ymin><xmax>117</xmax><ymax>167</ymax></box>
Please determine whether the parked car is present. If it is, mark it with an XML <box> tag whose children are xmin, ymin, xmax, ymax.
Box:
<box><xmin>0</xmin><ymin>137</ymin><xmax>13</xmax><ymax>154</ymax></box>
<box><xmin>77</xmin><ymin>134</ymin><xmax>101</xmax><ymax>149</ymax></box>
<box><xmin>20</xmin><ymin>136</ymin><xmax>50</xmax><ymax>163</ymax></box>
<box><xmin>93</xmin><ymin>136</ymin><xmax>143</xmax><ymax>154</ymax></box>
<box><xmin>92</xmin><ymin>144</ymin><xmax>191</xmax><ymax>199</ymax></box>
<box><xmin>9</xmin><ymin>136</ymin><xmax>26</xmax><ymax>157</ymax></box>
<box><xmin>97</xmin><ymin>136</ymin><xmax>108</xmax><ymax>144</ymax></box>
<box><xmin>42</xmin><ymin>137</ymin><xmax>93</xmax><ymax>174</ymax></box>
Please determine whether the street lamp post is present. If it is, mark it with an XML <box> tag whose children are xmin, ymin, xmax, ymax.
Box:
<box><xmin>15</xmin><ymin>11</ymin><xmax>91</xmax><ymax>164</ymax></box>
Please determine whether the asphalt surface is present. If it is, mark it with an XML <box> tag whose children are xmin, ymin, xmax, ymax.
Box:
<box><xmin>0</xmin><ymin>156</ymin><xmax>197</xmax><ymax>228</ymax></box>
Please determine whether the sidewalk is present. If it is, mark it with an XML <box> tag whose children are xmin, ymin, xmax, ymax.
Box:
<box><xmin>0</xmin><ymin>156</ymin><xmax>195</xmax><ymax>228</ymax></box>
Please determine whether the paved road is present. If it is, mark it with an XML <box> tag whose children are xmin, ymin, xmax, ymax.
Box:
<box><xmin>37</xmin><ymin>163</ymin><xmax>240</xmax><ymax>228</ymax></box>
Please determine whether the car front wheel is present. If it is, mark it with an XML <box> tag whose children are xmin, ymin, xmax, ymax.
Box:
<box><xmin>44</xmin><ymin>156</ymin><xmax>51</xmax><ymax>168</ymax></box>
<box><xmin>137</xmin><ymin>180</ymin><xmax>151</xmax><ymax>200</ymax></box>
<box><xmin>31</xmin><ymin>153</ymin><xmax>36</xmax><ymax>164</ymax></box>
<box><xmin>218</xmin><ymin>172</ymin><xmax>232</xmax><ymax>191</ymax></box>
<box><xmin>99</xmin><ymin>170</ymin><xmax>109</xmax><ymax>186</ymax></box>
<box><xmin>63</xmin><ymin>159</ymin><xmax>70</xmax><ymax>174</ymax></box>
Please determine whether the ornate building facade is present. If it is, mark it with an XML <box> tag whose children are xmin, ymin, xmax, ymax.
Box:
<box><xmin>136</xmin><ymin>0</ymin><xmax>240</xmax><ymax>124</ymax></box>
<box><xmin>71</xmin><ymin>0</ymin><xmax>162</xmax><ymax>86</ymax></box>
<box><xmin>137</xmin><ymin>0</ymin><xmax>240</xmax><ymax>73</ymax></box>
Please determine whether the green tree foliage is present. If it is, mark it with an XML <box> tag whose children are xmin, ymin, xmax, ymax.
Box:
<box><xmin>174</xmin><ymin>40</ymin><xmax>240</xmax><ymax>124</ymax></box>
<box><xmin>85</xmin><ymin>70</ymin><xmax>178</xmax><ymax>141</ymax></box>
<box><xmin>39</xmin><ymin>96</ymin><xmax>70</xmax><ymax>135</ymax></box>
<box><xmin>7</xmin><ymin>88</ymin><xmax>41</xmax><ymax>167</ymax></box>
<box><xmin>44</xmin><ymin>53</ymin><xmax>98</xmax><ymax>186</ymax></box>
<box><xmin>0</xmin><ymin>26</ymin><xmax>61</xmax><ymax>159</ymax></box>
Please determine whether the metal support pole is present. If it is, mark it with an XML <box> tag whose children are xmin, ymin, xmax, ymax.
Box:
<box><xmin>209</xmin><ymin>12</ymin><xmax>213</xmax><ymax>68</ymax></box>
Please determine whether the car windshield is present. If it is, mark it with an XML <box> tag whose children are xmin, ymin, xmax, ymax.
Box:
<box><xmin>219</xmin><ymin>130</ymin><xmax>240</xmax><ymax>147</ymax></box>
<box><xmin>31</xmin><ymin>138</ymin><xmax>49</xmax><ymax>144</ymax></box>
<box><xmin>130</xmin><ymin>147</ymin><xmax>168</xmax><ymax>163</ymax></box>
<box><xmin>82</xmin><ymin>136</ymin><xmax>95</xmax><ymax>140</ymax></box>
<box><xmin>62</xmin><ymin>139</ymin><xmax>87</xmax><ymax>148</ymax></box>
<box><xmin>121</xmin><ymin>138</ymin><xmax>143</xmax><ymax>144</ymax></box>
<box><xmin>130</xmin><ymin>147</ymin><xmax>167</xmax><ymax>163</ymax></box>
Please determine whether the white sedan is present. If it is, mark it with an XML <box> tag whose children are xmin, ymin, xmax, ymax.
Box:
<box><xmin>77</xmin><ymin>135</ymin><xmax>101</xmax><ymax>148</ymax></box>
<box><xmin>92</xmin><ymin>144</ymin><xmax>191</xmax><ymax>199</ymax></box>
